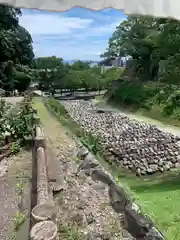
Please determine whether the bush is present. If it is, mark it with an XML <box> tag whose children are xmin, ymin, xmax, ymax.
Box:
<box><xmin>103</xmin><ymin>67</ymin><xmax>124</xmax><ymax>81</ymax></box>
<box><xmin>14</xmin><ymin>71</ymin><xmax>31</xmax><ymax>92</ymax></box>
<box><xmin>163</xmin><ymin>90</ymin><xmax>180</xmax><ymax>117</ymax></box>
<box><xmin>0</xmin><ymin>94</ymin><xmax>35</xmax><ymax>145</ymax></box>
<box><xmin>152</xmin><ymin>85</ymin><xmax>173</xmax><ymax>106</ymax></box>
<box><xmin>47</xmin><ymin>98</ymin><xmax>68</xmax><ymax>116</ymax></box>
<box><xmin>111</xmin><ymin>78</ymin><xmax>152</xmax><ymax>108</ymax></box>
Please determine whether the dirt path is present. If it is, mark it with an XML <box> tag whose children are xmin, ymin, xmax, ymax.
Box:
<box><xmin>33</xmin><ymin>99</ymin><xmax>131</xmax><ymax>240</ymax></box>
<box><xmin>0</xmin><ymin>149</ymin><xmax>32</xmax><ymax>240</ymax></box>
<box><xmin>94</xmin><ymin>101</ymin><xmax>180</xmax><ymax>137</ymax></box>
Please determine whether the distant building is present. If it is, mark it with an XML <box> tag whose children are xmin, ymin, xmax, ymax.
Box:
<box><xmin>99</xmin><ymin>57</ymin><xmax>125</xmax><ymax>74</ymax></box>
<box><xmin>89</xmin><ymin>62</ymin><xmax>98</xmax><ymax>68</ymax></box>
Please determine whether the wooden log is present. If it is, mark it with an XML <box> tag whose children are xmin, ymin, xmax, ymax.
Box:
<box><xmin>30</xmin><ymin>220</ymin><xmax>57</xmax><ymax>240</ymax></box>
<box><xmin>31</xmin><ymin>203</ymin><xmax>56</xmax><ymax>223</ymax></box>
<box><xmin>36</xmin><ymin>147</ymin><xmax>49</xmax><ymax>204</ymax></box>
<box><xmin>35</xmin><ymin>126</ymin><xmax>43</xmax><ymax>138</ymax></box>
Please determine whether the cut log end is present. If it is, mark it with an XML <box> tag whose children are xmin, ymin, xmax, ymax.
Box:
<box><xmin>35</xmin><ymin>137</ymin><xmax>46</xmax><ymax>149</ymax></box>
<box><xmin>30</xmin><ymin>220</ymin><xmax>57</xmax><ymax>240</ymax></box>
<box><xmin>31</xmin><ymin>203</ymin><xmax>56</xmax><ymax>222</ymax></box>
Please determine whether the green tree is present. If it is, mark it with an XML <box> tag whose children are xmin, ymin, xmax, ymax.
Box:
<box><xmin>0</xmin><ymin>4</ymin><xmax>34</xmax><ymax>93</ymax></box>
<box><xmin>34</xmin><ymin>56</ymin><xmax>64</xmax><ymax>69</ymax></box>
<box><xmin>71</xmin><ymin>60</ymin><xmax>90</xmax><ymax>70</ymax></box>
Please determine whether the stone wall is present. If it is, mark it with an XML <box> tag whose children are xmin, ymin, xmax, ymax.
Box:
<box><xmin>77</xmin><ymin>144</ymin><xmax>164</xmax><ymax>240</ymax></box>
<box><xmin>62</xmin><ymin>100</ymin><xmax>180</xmax><ymax>175</ymax></box>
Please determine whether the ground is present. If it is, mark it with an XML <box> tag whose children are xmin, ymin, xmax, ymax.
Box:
<box><xmin>0</xmin><ymin>149</ymin><xmax>32</xmax><ymax>240</ymax></box>
<box><xmin>33</xmin><ymin>98</ymin><xmax>131</xmax><ymax>240</ymax></box>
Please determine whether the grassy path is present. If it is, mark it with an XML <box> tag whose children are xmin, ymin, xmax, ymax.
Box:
<box><xmin>33</xmin><ymin>98</ymin><xmax>129</xmax><ymax>240</ymax></box>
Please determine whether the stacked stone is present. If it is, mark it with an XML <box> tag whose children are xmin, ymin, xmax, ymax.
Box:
<box><xmin>61</xmin><ymin>100</ymin><xmax>180</xmax><ymax>175</ymax></box>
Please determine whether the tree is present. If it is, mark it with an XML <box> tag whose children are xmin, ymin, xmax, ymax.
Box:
<box><xmin>0</xmin><ymin>4</ymin><xmax>35</xmax><ymax>93</ymax></box>
<box><xmin>71</xmin><ymin>60</ymin><xmax>90</xmax><ymax>70</ymax></box>
<box><xmin>102</xmin><ymin>16</ymin><xmax>180</xmax><ymax>83</ymax></box>
<box><xmin>34</xmin><ymin>56</ymin><xmax>64</xmax><ymax>69</ymax></box>
<box><xmin>37</xmin><ymin>63</ymin><xmax>68</xmax><ymax>95</ymax></box>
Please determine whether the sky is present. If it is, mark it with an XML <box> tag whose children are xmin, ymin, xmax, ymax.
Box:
<box><xmin>19</xmin><ymin>8</ymin><xmax>126</xmax><ymax>61</ymax></box>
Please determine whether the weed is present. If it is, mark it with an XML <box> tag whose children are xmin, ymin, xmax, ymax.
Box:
<box><xmin>11</xmin><ymin>142</ymin><xmax>20</xmax><ymax>154</ymax></box>
<box><xmin>14</xmin><ymin>210</ymin><xmax>27</xmax><ymax>231</ymax></box>
<box><xmin>58</xmin><ymin>222</ymin><xmax>84</xmax><ymax>240</ymax></box>
<box><xmin>16</xmin><ymin>179</ymin><xmax>24</xmax><ymax>195</ymax></box>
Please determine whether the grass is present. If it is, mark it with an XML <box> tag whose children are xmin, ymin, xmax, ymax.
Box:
<box><xmin>58</xmin><ymin>221</ymin><xmax>85</xmax><ymax>240</ymax></box>
<box><xmin>106</xmin><ymin>98</ymin><xmax>180</xmax><ymax>128</ymax></box>
<box><xmin>14</xmin><ymin>211</ymin><xmax>27</xmax><ymax>231</ymax></box>
<box><xmin>101</xmin><ymin>159</ymin><xmax>180</xmax><ymax>240</ymax></box>
<box><xmin>44</xmin><ymin>97</ymin><xmax>180</xmax><ymax>240</ymax></box>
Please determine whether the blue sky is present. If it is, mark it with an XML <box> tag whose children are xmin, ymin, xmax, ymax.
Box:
<box><xmin>19</xmin><ymin>8</ymin><xmax>126</xmax><ymax>61</ymax></box>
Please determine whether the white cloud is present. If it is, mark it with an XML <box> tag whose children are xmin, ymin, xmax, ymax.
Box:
<box><xmin>19</xmin><ymin>13</ymin><xmax>93</xmax><ymax>35</ymax></box>
<box><xmin>19</xmin><ymin>10</ymin><xmax>125</xmax><ymax>60</ymax></box>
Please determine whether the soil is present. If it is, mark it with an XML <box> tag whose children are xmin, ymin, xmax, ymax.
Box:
<box><xmin>0</xmin><ymin>149</ymin><xmax>32</xmax><ymax>240</ymax></box>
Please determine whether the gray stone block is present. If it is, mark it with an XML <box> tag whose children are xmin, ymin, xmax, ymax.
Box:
<box><xmin>145</xmin><ymin>227</ymin><xmax>164</xmax><ymax>240</ymax></box>
<box><xmin>108</xmin><ymin>183</ymin><xmax>130</xmax><ymax>213</ymax></box>
<box><xmin>77</xmin><ymin>146</ymin><xmax>89</xmax><ymax>159</ymax></box>
<box><xmin>91</xmin><ymin>168</ymin><xmax>113</xmax><ymax>186</ymax></box>
<box><xmin>124</xmin><ymin>203</ymin><xmax>153</xmax><ymax>239</ymax></box>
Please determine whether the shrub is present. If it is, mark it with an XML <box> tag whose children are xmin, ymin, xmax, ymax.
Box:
<box><xmin>111</xmin><ymin>79</ymin><xmax>149</xmax><ymax>107</ymax></box>
<box><xmin>47</xmin><ymin>98</ymin><xmax>68</xmax><ymax>116</ymax></box>
<box><xmin>152</xmin><ymin>85</ymin><xmax>173</xmax><ymax>106</ymax></box>
<box><xmin>0</xmin><ymin>95</ymin><xmax>35</xmax><ymax>145</ymax></box>
<box><xmin>163</xmin><ymin>90</ymin><xmax>180</xmax><ymax>117</ymax></box>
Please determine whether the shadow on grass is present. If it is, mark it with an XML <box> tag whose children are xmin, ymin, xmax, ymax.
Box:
<box><xmin>97</xmin><ymin>151</ymin><xmax>180</xmax><ymax>195</ymax></box>
<box><xmin>130</xmin><ymin>172</ymin><xmax>180</xmax><ymax>194</ymax></box>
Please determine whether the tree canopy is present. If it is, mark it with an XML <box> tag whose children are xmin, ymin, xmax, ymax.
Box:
<box><xmin>0</xmin><ymin>4</ymin><xmax>34</xmax><ymax>93</ymax></box>
<box><xmin>102</xmin><ymin>16</ymin><xmax>180</xmax><ymax>83</ymax></box>
<box><xmin>101</xmin><ymin>15</ymin><xmax>180</xmax><ymax>120</ymax></box>
<box><xmin>34</xmin><ymin>56</ymin><xmax>121</xmax><ymax>95</ymax></box>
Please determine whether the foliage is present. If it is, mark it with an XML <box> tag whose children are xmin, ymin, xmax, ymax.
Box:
<box><xmin>36</xmin><ymin>62</ymin><xmax>117</xmax><ymax>94</ymax></box>
<box><xmin>110</xmin><ymin>79</ymin><xmax>154</xmax><ymax>109</ymax></box>
<box><xmin>102</xmin><ymin>16</ymin><xmax>180</xmax><ymax>83</ymax></box>
<box><xmin>162</xmin><ymin>90</ymin><xmax>180</xmax><ymax>117</ymax></box>
<box><xmin>47</xmin><ymin>98</ymin><xmax>69</xmax><ymax>116</ymax></box>
<box><xmin>33</xmin><ymin>56</ymin><xmax>64</xmax><ymax>69</ymax></box>
<box><xmin>70</xmin><ymin>60</ymin><xmax>90</xmax><ymax>70</ymax></box>
<box><xmin>101</xmin><ymin>14</ymin><xmax>180</xmax><ymax>122</ymax></box>
<box><xmin>0</xmin><ymin>4</ymin><xmax>34</xmax><ymax>93</ymax></box>
<box><xmin>0</xmin><ymin>95</ymin><xmax>35</xmax><ymax>145</ymax></box>
<box><xmin>11</xmin><ymin>141</ymin><xmax>20</xmax><ymax>154</ymax></box>
<box><xmin>8</xmin><ymin>101</ymin><xmax>34</xmax><ymax>141</ymax></box>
